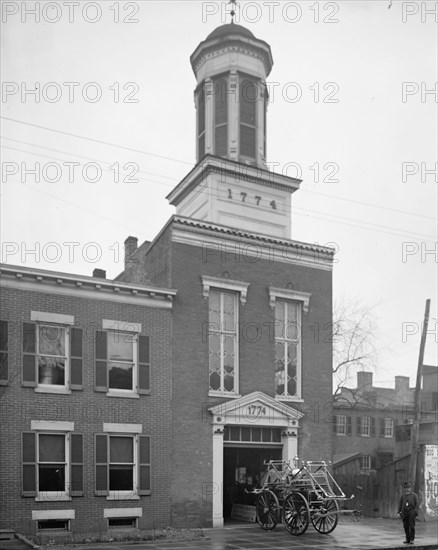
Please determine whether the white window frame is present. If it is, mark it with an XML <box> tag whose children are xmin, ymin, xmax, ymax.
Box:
<box><xmin>384</xmin><ymin>417</ymin><xmax>393</xmax><ymax>438</ymax></box>
<box><xmin>35</xmin><ymin>323</ymin><xmax>70</xmax><ymax>393</ymax></box>
<box><xmin>361</xmin><ymin>417</ymin><xmax>371</xmax><ymax>437</ymax></box>
<box><xmin>361</xmin><ymin>456</ymin><xmax>371</xmax><ymax>470</ymax></box>
<box><xmin>36</xmin><ymin>432</ymin><xmax>70</xmax><ymax>502</ymax></box>
<box><xmin>274</xmin><ymin>300</ymin><xmax>302</xmax><ymax>401</ymax></box>
<box><xmin>106</xmin><ymin>330</ymin><xmax>138</xmax><ymax>396</ymax></box>
<box><xmin>336</xmin><ymin>415</ymin><xmax>347</xmax><ymax>435</ymax></box>
<box><xmin>107</xmin><ymin>434</ymin><xmax>139</xmax><ymax>501</ymax></box>
<box><xmin>207</xmin><ymin>290</ymin><xmax>239</xmax><ymax>397</ymax></box>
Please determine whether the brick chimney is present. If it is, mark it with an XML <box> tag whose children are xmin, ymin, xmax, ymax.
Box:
<box><xmin>395</xmin><ymin>376</ymin><xmax>410</xmax><ymax>391</ymax></box>
<box><xmin>357</xmin><ymin>371</ymin><xmax>373</xmax><ymax>390</ymax></box>
<box><xmin>92</xmin><ymin>268</ymin><xmax>106</xmax><ymax>279</ymax></box>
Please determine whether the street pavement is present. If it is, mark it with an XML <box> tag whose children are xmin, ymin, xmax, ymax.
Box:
<box><xmin>1</xmin><ymin>518</ymin><xmax>437</xmax><ymax>550</ymax></box>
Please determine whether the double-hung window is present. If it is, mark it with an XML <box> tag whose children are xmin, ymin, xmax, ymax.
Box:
<box><xmin>274</xmin><ymin>300</ymin><xmax>301</xmax><ymax>399</ymax></box>
<box><xmin>361</xmin><ymin>417</ymin><xmax>370</xmax><ymax>437</ymax></box>
<box><xmin>335</xmin><ymin>415</ymin><xmax>346</xmax><ymax>435</ymax></box>
<box><xmin>22</xmin><ymin>422</ymin><xmax>83</xmax><ymax>500</ymax></box>
<box><xmin>361</xmin><ymin>456</ymin><xmax>371</xmax><ymax>470</ymax></box>
<box><xmin>95</xmin><ymin>321</ymin><xmax>150</xmax><ymax>397</ymax></box>
<box><xmin>95</xmin><ymin>426</ymin><xmax>150</xmax><ymax>500</ymax></box>
<box><xmin>22</xmin><ymin>314</ymin><xmax>83</xmax><ymax>392</ymax></box>
<box><xmin>384</xmin><ymin>417</ymin><xmax>393</xmax><ymax>438</ymax></box>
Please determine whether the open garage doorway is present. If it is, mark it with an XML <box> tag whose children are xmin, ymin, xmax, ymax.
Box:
<box><xmin>223</xmin><ymin>446</ymin><xmax>282</xmax><ymax>519</ymax></box>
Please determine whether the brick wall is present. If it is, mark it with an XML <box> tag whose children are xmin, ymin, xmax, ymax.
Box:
<box><xmin>0</xmin><ymin>287</ymin><xmax>172</xmax><ymax>535</ymax></box>
<box><xmin>136</xmin><ymin>226</ymin><xmax>334</xmax><ymax>526</ymax></box>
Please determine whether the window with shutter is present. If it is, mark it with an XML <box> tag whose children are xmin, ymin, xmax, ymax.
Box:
<box><xmin>22</xmin><ymin>429</ymin><xmax>78</xmax><ymax>501</ymax></box>
<box><xmin>96</xmin><ymin>432</ymin><xmax>150</xmax><ymax>499</ymax></box>
<box><xmin>95</xmin><ymin>328</ymin><xmax>149</xmax><ymax>397</ymax></box>
<box><xmin>0</xmin><ymin>320</ymin><xmax>8</xmax><ymax>385</ymax></box>
<box><xmin>22</xmin><ymin>322</ymin><xmax>81</xmax><ymax>392</ymax></box>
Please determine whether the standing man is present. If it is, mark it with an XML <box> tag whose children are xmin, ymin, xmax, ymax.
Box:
<box><xmin>398</xmin><ymin>481</ymin><xmax>419</xmax><ymax>544</ymax></box>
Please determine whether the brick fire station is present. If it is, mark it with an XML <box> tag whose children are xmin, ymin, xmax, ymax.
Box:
<box><xmin>0</xmin><ymin>22</ymin><xmax>335</xmax><ymax>535</ymax></box>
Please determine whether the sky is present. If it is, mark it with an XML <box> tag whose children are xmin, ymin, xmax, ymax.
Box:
<box><xmin>1</xmin><ymin>0</ymin><xmax>437</xmax><ymax>388</ymax></box>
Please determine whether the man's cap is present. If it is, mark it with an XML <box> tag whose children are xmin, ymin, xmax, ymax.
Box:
<box><xmin>403</xmin><ymin>481</ymin><xmax>412</xmax><ymax>488</ymax></box>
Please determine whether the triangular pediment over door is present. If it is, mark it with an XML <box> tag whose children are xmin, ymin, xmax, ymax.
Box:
<box><xmin>209</xmin><ymin>391</ymin><xmax>303</xmax><ymax>429</ymax></box>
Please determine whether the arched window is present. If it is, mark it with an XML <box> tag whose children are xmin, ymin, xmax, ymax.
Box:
<box><xmin>239</xmin><ymin>77</ymin><xmax>258</xmax><ymax>160</ymax></box>
<box><xmin>197</xmin><ymin>84</ymin><xmax>205</xmax><ymax>159</ymax></box>
<box><xmin>214</xmin><ymin>77</ymin><xmax>228</xmax><ymax>157</ymax></box>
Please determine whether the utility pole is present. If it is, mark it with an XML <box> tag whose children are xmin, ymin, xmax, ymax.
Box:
<box><xmin>408</xmin><ymin>299</ymin><xmax>431</xmax><ymax>486</ymax></box>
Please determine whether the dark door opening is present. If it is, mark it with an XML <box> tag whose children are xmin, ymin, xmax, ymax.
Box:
<box><xmin>223</xmin><ymin>446</ymin><xmax>282</xmax><ymax>518</ymax></box>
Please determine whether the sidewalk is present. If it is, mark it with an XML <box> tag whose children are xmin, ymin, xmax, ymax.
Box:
<box><xmin>2</xmin><ymin>518</ymin><xmax>437</xmax><ymax>550</ymax></box>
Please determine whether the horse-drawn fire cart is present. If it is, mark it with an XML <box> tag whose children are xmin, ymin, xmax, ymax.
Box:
<box><xmin>250</xmin><ymin>459</ymin><xmax>353</xmax><ymax>536</ymax></box>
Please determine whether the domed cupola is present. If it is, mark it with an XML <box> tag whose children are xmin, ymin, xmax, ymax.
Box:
<box><xmin>190</xmin><ymin>22</ymin><xmax>273</xmax><ymax>167</ymax></box>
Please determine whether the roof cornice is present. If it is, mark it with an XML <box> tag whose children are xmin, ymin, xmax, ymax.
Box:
<box><xmin>0</xmin><ymin>263</ymin><xmax>176</xmax><ymax>308</ymax></box>
<box><xmin>166</xmin><ymin>154</ymin><xmax>301</xmax><ymax>207</ymax></box>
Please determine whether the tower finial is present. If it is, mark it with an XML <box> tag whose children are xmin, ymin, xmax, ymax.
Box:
<box><xmin>228</xmin><ymin>0</ymin><xmax>237</xmax><ymax>23</ymax></box>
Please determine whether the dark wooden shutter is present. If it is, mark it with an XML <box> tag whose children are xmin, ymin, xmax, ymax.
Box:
<box><xmin>71</xmin><ymin>433</ymin><xmax>83</xmax><ymax>496</ymax></box>
<box><xmin>356</xmin><ymin>416</ymin><xmax>362</xmax><ymax>436</ymax></box>
<box><xmin>371</xmin><ymin>456</ymin><xmax>376</xmax><ymax>469</ymax></box>
<box><xmin>380</xmin><ymin>418</ymin><xmax>385</xmax><ymax>437</ymax></box>
<box><xmin>138</xmin><ymin>335</ymin><xmax>150</xmax><ymax>394</ymax></box>
<box><xmin>70</xmin><ymin>328</ymin><xmax>83</xmax><ymax>390</ymax></box>
<box><xmin>370</xmin><ymin>417</ymin><xmax>376</xmax><ymax>437</ymax></box>
<box><xmin>22</xmin><ymin>323</ymin><xmax>36</xmax><ymax>387</ymax></box>
<box><xmin>139</xmin><ymin>435</ymin><xmax>151</xmax><ymax>495</ymax></box>
<box><xmin>95</xmin><ymin>434</ymin><xmax>108</xmax><ymax>495</ymax></box>
<box><xmin>346</xmin><ymin>416</ymin><xmax>352</xmax><ymax>436</ymax></box>
<box><xmin>0</xmin><ymin>320</ymin><xmax>8</xmax><ymax>384</ymax></box>
<box><xmin>95</xmin><ymin>331</ymin><xmax>107</xmax><ymax>392</ymax></box>
<box><xmin>22</xmin><ymin>432</ymin><xmax>36</xmax><ymax>496</ymax></box>
<box><xmin>333</xmin><ymin>415</ymin><xmax>337</xmax><ymax>434</ymax></box>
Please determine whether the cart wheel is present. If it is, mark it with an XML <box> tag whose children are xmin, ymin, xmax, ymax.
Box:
<box><xmin>283</xmin><ymin>492</ymin><xmax>310</xmax><ymax>536</ymax></box>
<box><xmin>311</xmin><ymin>499</ymin><xmax>339</xmax><ymax>534</ymax></box>
<box><xmin>255</xmin><ymin>489</ymin><xmax>280</xmax><ymax>530</ymax></box>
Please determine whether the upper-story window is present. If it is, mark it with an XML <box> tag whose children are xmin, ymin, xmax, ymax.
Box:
<box><xmin>208</xmin><ymin>290</ymin><xmax>238</xmax><ymax>395</ymax></box>
<box><xmin>274</xmin><ymin>300</ymin><xmax>301</xmax><ymax>399</ymax></box>
<box><xmin>36</xmin><ymin>325</ymin><xmax>68</xmax><ymax>387</ymax></box>
<box><xmin>197</xmin><ymin>83</ymin><xmax>205</xmax><ymax>159</ymax></box>
<box><xmin>384</xmin><ymin>417</ymin><xmax>394</xmax><ymax>438</ymax></box>
<box><xmin>335</xmin><ymin>415</ymin><xmax>346</xmax><ymax>435</ymax></box>
<box><xmin>239</xmin><ymin>76</ymin><xmax>258</xmax><ymax>160</ymax></box>
<box><xmin>95</xmin><ymin>321</ymin><xmax>150</xmax><ymax>397</ymax></box>
<box><xmin>214</xmin><ymin>77</ymin><xmax>228</xmax><ymax>157</ymax></box>
<box><xmin>361</xmin><ymin>416</ymin><xmax>370</xmax><ymax>436</ymax></box>
<box><xmin>22</xmin><ymin>313</ymin><xmax>83</xmax><ymax>393</ymax></box>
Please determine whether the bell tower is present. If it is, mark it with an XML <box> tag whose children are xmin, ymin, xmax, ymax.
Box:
<box><xmin>191</xmin><ymin>23</ymin><xmax>273</xmax><ymax>167</ymax></box>
<box><xmin>166</xmin><ymin>21</ymin><xmax>301</xmax><ymax>239</ymax></box>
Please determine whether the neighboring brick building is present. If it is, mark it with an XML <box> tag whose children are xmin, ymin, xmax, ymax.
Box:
<box><xmin>333</xmin><ymin>371</ymin><xmax>438</xmax><ymax>474</ymax></box>
<box><xmin>0</xmin><ymin>263</ymin><xmax>175</xmax><ymax>537</ymax></box>
<box><xmin>116</xmin><ymin>22</ymin><xmax>335</xmax><ymax>527</ymax></box>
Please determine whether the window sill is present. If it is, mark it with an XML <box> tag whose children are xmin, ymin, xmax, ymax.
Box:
<box><xmin>107</xmin><ymin>494</ymin><xmax>140</xmax><ymax>501</ymax></box>
<box><xmin>274</xmin><ymin>396</ymin><xmax>303</xmax><ymax>403</ymax></box>
<box><xmin>36</xmin><ymin>495</ymin><xmax>71</xmax><ymax>502</ymax></box>
<box><xmin>35</xmin><ymin>387</ymin><xmax>71</xmax><ymax>395</ymax></box>
<box><xmin>106</xmin><ymin>391</ymin><xmax>139</xmax><ymax>399</ymax></box>
<box><xmin>335</xmin><ymin>433</ymin><xmax>346</xmax><ymax>436</ymax></box>
<box><xmin>208</xmin><ymin>392</ymin><xmax>241</xmax><ymax>399</ymax></box>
